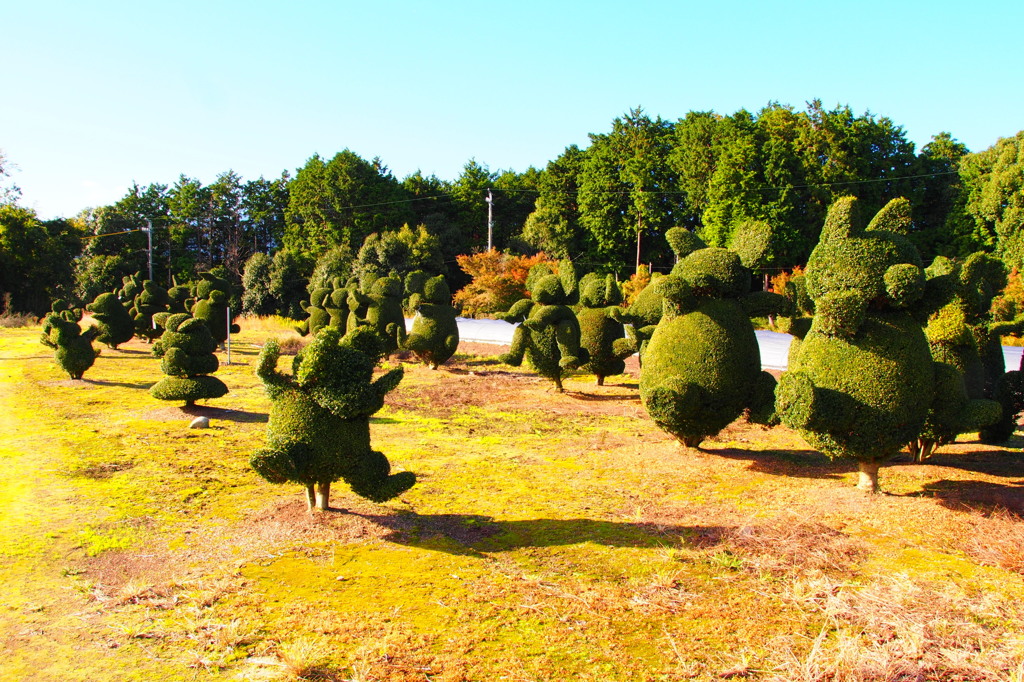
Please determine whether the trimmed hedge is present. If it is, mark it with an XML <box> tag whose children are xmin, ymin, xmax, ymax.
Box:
<box><xmin>86</xmin><ymin>292</ymin><xmax>135</xmax><ymax>349</ymax></box>
<box><xmin>577</xmin><ymin>274</ymin><xmax>633</xmax><ymax>385</ymax></box>
<box><xmin>191</xmin><ymin>271</ymin><xmax>239</xmax><ymax>346</ymax></box>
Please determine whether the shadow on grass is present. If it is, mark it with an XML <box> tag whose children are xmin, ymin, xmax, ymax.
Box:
<box><xmin>84</xmin><ymin>378</ymin><xmax>154</xmax><ymax>389</ymax></box>
<box><xmin>907</xmin><ymin>479</ymin><xmax>1024</xmax><ymax>515</ymax></box>
<box><xmin>352</xmin><ymin>511</ymin><xmax>717</xmax><ymax>557</ymax></box>
<box><xmin>890</xmin><ymin>448</ymin><xmax>1024</xmax><ymax>478</ymax></box>
<box><xmin>180</xmin><ymin>405</ymin><xmax>268</xmax><ymax>423</ymax></box>
<box><xmin>710</xmin><ymin>446</ymin><xmax>850</xmax><ymax>480</ymax></box>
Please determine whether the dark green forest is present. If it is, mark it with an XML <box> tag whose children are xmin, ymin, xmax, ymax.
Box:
<box><xmin>2</xmin><ymin>102</ymin><xmax>1023</xmax><ymax>317</ymax></box>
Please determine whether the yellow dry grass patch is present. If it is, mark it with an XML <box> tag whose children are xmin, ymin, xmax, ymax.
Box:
<box><xmin>3</xmin><ymin>322</ymin><xmax>1024</xmax><ymax>680</ymax></box>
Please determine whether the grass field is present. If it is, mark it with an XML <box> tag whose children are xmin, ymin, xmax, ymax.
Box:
<box><xmin>4</xmin><ymin>319</ymin><xmax>1024</xmax><ymax>681</ymax></box>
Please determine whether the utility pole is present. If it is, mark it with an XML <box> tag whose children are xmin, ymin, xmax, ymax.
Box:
<box><xmin>145</xmin><ymin>219</ymin><xmax>153</xmax><ymax>281</ymax></box>
<box><xmin>486</xmin><ymin>189</ymin><xmax>494</xmax><ymax>251</ymax></box>
<box><xmin>635</xmin><ymin>214</ymin><xmax>642</xmax><ymax>273</ymax></box>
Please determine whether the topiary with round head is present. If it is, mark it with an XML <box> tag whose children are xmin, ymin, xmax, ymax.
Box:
<box><xmin>150</xmin><ymin>312</ymin><xmax>228</xmax><ymax>407</ymax></box>
<box><xmin>404</xmin><ymin>275</ymin><xmax>459</xmax><ymax>369</ymax></box>
<box><xmin>250</xmin><ymin>326</ymin><xmax>414</xmax><ymax>511</ymax></box>
<box><xmin>86</xmin><ymin>291</ymin><xmax>135</xmax><ymax>349</ymax></box>
<box><xmin>914</xmin><ymin>252</ymin><xmax>1021</xmax><ymax>451</ymax></box>
<box><xmin>191</xmin><ymin>271</ymin><xmax>239</xmax><ymax>347</ymax></box>
<box><xmin>40</xmin><ymin>300</ymin><xmax>100</xmax><ymax>380</ymax></box>
<box><xmin>577</xmin><ymin>274</ymin><xmax>633</xmax><ymax>385</ymax></box>
<box><xmin>776</xmin><ymin>196</ymin><xmax>943</xmax><ymax>492</ymax></box>
<box><xmin>639</xmin><ymin>223</ymin><xmax>790</xmax><ymax>448</ymax></box>
<box><xmin>364</xmin><ymin>275</ymin><xmax>407</xmax><ymax>354</ymax></box>
<box><xmin>129</xmin><ymin>279</ymin><xmax>170</xmax><ymax>342</ymax></box>
<box><xmin>498</xmin><ymin>271</ymin><xmax>589</xmax><ymax>392</ymax></box>
<box><xmin>295</xmin><ymin>286</ymin><xmax>332</xmax><ymax>337</ymax></box>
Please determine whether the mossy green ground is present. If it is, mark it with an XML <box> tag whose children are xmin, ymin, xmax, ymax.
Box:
<box><xmin>4</xmin><ymin>322</ymin><xmax>1024</xmax><ymax>680</ymax></box>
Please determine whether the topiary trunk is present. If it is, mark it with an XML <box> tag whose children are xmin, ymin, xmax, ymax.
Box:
<box><xmin>315</xmin><ymin>482</ymin><xmax>331</xmax><ymax>511</ymax></box>
<box><xmin>857</xmin><ymin>461</ymin><xmax>881</xmax><ymax>493</ymax></box>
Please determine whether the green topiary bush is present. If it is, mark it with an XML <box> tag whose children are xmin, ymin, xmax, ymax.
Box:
<box><xmin>86</xmin><ymin>291</ymin><xmax>135</xmax><ymax>349</ymax></box>
<box><xmin>150</xmin><ymin>312</ymin><xmax>228</xmax><ymax>407</ymax></box>
<box><xmin>40</xmin><ymin>300</ymin><xmax>100</xmax><ymax>380</ymax></box>
<box><xmin>362</xmin><ymin>275</ymin><xmax>407</xmax><ymax>354</ymax></box>
<box><xmin>776</xmin><ymin>196</ymin><xmax>940</xmax><ymax>492</ymax></box>
<box><xmin>323</xmin><ymin>278</ymin><xmax>351</xmax><ymax>335</ymax></box>
<box><xmin>639</xmin><ymin>225</ymin><xmax>790</xmax><ymax>447</ymax></box>
<box><xmin>191</xmin><ymin>271</ymin><xmax>239</xmax><ymax>347</ymax></box>
<box><xmin>129</xmin><ymin>278</ymin><xmax>170</xmax><ymax>342</ymax></box>
<box><xmin>404</xmin><ymin>275</ymin><xmax>459</xmax><ymax>369</ymax></box>
<box><xmin>577</xmin><ymin>274</ymin><xmax>633</xmax><ymax>385</ymax></box>
<box><xmin>296</xmin><ymin>286</ymin><xmax>332</xmax><ymax>337</ymax></box>
<box><xmin>403</xmin><ymin>270</ymin><xmax>430</xmax><ymax>316</ymax></box>
<box><xmin>250</xmin><ymin>327</ymin><xmax>415</xmax><ymax>510</ymax></box>
<box><xmin>498</xmin><ymin>273</ymin><xmax>589</xmax><ymax>392</ymax></box>
<box><xmin>908</xmin><ymin>253</ymin><xmax>1007</xmax><ymax>459</ymax></box>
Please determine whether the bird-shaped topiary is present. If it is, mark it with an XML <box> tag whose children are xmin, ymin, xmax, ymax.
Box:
<box><xmin>150</xmin><ymin>312</ymin><xmax>228</xmax><ymax>407</ymax></box>
<box><xmin>250</xmin><ymin>327</ymin><xmax>415</xmax><ymax>511</ymax></box>
<box><xmin>639</xmin><ymin>224</ymin><xmax>790</xmax><ymax>448</ymax></box>
<box><xmin>404</xmin><ymin>275</ymin><xmax>459</xmax><ymax>369</ymax></box>
<box><xmin>498</xmin><ymin>272</ymin><xmax>589</xmax><ymax>392</ymax></box>
<box><xmin>40</xmin><ymin>300</ymin><xmax>100</xmax><ymax>380</ymax></box>
<box><xmin>86</xmin><ymin>292</ymin><xmax>135</xmax><ymax>349</ymax></box>
<box><xmin>577</xmin><ymin>274</ymin><xmax>633</xmax><ymax>385</ymax></box>
<box><xmin>776</xmin><ymin>196</ymin><xmax>944</xmax><ymax>492</ymax></box>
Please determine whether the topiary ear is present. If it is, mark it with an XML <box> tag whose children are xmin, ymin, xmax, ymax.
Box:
<box><xmin>820</xmin><ymin>196</ymin><xmax>862</xmax><ymax>242</ymax></box>
<box><xmin>604</xmin><ymin>274</ymin><xmax>622</xmax><ymax>306</ymax></box>
<box><xmin>665</xmin><ymin>227</ymin><xmax>706</xmax><ymax>259</ymax></box>
<box><xmin>526</xmin><ymin>263</ymin><xmax>554</xmax><ymax>294</ymax></box>
<box><xmin>728</xmin><ymin>219</ymin><xmax>775</xmax><ymax>270</ymax></box>
<box><xmin>558</xmin><ymin>259</ymin><xmax>579</xmax><ymax>306</ymax></box>
<box><xmin>867</xmin><ymin>197</ymin><xmax>913</xmax><ymax>235</ymax></box>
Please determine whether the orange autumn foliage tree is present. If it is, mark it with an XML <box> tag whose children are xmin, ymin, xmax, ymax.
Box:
<box><xmin>454</xmin><ymin>250</ymin><xmax>559</xmax><ymax>317</ymax></box>
<box><xmin>769</xmin><ymin>265</ymin><xmax>805</xmax><ymax>295</ymax></box>
<box><xmin>621</xmin><ymin>264</ymin><xmax>652</xmax><ymax>308</ymax></box>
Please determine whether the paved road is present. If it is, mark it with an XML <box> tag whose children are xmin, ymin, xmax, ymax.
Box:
<box><xmin>449</xmin><ymin>317</ymin><xmax>1024</xmax><ymax>373</ymax></box>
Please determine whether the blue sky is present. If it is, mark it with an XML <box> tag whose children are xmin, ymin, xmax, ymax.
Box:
<box><xmin>3</xmin><ymin>0</ymin><xmax>1022</xmax><ymax>220</ymax></box>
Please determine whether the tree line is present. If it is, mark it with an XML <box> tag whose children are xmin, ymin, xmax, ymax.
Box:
<box><xmin>2</xmin><ymin>101</ymin><xmax>1023</xmax><ymax>316</ymax></box>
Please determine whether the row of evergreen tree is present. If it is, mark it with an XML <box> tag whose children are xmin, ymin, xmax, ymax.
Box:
<box><xmin>3</xmin><ymin>103</ymin><xmax>1023</xmax><ymax>317</ymax></box>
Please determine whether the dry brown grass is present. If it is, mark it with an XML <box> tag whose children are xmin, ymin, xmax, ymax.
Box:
<box><xmin>6</xmin><ymin>324</ymin><xmax>1024</xmax><ymax>681</ymax></box>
